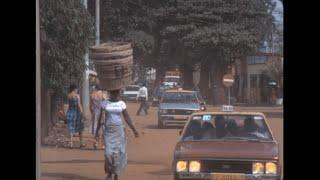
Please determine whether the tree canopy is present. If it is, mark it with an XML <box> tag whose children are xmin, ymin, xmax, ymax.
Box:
<box><xmin>40</xmin><ymin>0</ymin><xmax>94</xmax><ymax>98</ymax></box>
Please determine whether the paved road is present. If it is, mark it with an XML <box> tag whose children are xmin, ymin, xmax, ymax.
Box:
<box><xmin>41</xmin><ymin>103</ymin><xmax>283</xmax><ymax>180</ymax></box>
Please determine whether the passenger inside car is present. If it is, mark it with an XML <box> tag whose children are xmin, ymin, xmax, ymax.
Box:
<box><xmin>215</xmin><ymin>116</ymin><xmax>232</xmax><ymax>138</ymax></box>
<box><xmin>183</xmin><ymin>120</ymin><xmax>202</xmax><ymax>140</ymax></box>
<box><xmin>226</xmin><ymin>119</ymin><xmax>239</xmax><ymax>136</ymax></box>
<box><xmin>182</xmin><ymin>115</ymin><xmax>273</xmax><ymax>141</ymax></box>
<box><xmin>240</xmin><ymin>116</ymin><xmax>270</xmax><ymax>139</ymax></box>
<box><xmin>201</xmin><ymin>121</ymin><xmax>215</xmax><ymax>140</ymax></box>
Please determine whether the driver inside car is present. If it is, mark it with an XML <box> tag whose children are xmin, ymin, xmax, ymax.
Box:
<box><xmin>215</xmin><ymin>116</ymin><xmax>232</xmax><ymax>138</ymax></box>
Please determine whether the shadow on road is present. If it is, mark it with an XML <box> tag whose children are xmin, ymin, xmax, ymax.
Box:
<box><xmin>42</xmin><ymin>159</ymin><xmax>104</xmax><ymax>164</ymax></box>
<box><xmin>148</xmin><ymin>168</ymin><xmax>172</xmax><ymax>176</ymax></box>
<box><xmin>128</xmin><ymin>159</ymin><xmax>164</xmax><ymax>166</ymax></box>
<box><xmin>42</xmin><ymin>172</ymin><xmax>101</xmax><ymax>180</ymax></box>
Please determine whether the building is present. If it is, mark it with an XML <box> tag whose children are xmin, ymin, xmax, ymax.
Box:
<box><xmin>246</xmin><ymin>52</ymin><xmax>283</xmax><ymax>104</ymax></box>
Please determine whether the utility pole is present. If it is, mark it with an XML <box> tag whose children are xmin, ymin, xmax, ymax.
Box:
<box><xmin>81</xmin><ymin>0</ymin><xmax>90</xmax><ymax>121</ymax></box>
<box><xmin>96</xmin><ymin>0</ymin><xmax>100</xmax><ymax>45</ymax></box>
<box><xmin>36</xmin><ymin>0</ymin><xmax>41</xmax><ymax>179</ymax></box>
<box><xmin>81</xmin><ymin>0</ymin><xmax>100</xmax><ymax>121</ymax></box>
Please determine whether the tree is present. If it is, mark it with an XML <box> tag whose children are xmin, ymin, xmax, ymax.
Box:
<box><xmin>99</xmin><ymin>0</ymin><xmax>275</xmax><ymax>101</ymax></box>
<box><xmin>40</xmin><ymin>0</ymin><xmax>94</xmax><ymax>99</ymax></box>
<box><xmin>150</xmin><ymin>0</ymin><xmax>275</xmax><ymax>101</ymax></box>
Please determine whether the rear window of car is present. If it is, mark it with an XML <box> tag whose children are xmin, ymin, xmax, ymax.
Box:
<box><xmin>125</xmin><ymin>86</ymin><xmax>139</xmax><ymax>91</ymax></box>
<box><xmin>182</xmin><ymin>115</ymin><xmax>273</xmax><ymax>142</ymax></box>
<box><xmin>162</xmin><ymin>92</ymin><xmax>198</xmax><ymax>103</ymax></box>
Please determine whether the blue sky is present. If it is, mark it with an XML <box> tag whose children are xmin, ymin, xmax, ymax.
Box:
<box><xmin>273</xmin><ymin>0</ymin><xmax>283</xmax><ymax>24</ymax></box>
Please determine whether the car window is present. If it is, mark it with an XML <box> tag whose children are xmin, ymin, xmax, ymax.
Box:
<box><xmin>162</xmin><ymin>92</ymin><xmax>198</xmax><ymax>103</ymax></box>
<box><xmin>182</xmin><ymin>115</ymin><xmax>273</xmax><ymax>141</ymax></box>
<box><xmin>125</xmin><ymin>86</ymin><xmax>139</xmax><ymax>91</ymax></box>
<box><xmin>164</xmin><ymin>77</ymin><xmax>180</xmax><ymax>82</ymax></box>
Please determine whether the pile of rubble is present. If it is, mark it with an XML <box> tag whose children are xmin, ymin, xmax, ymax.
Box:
<box><xmin>43</xmin><ymin>120</ymin><xmax>71</xmax><ymax>148</ymax></box>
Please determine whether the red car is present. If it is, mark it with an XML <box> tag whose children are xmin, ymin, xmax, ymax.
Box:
<box><xmin>173</xmin><ymin>111</ymin><xmax>281</xmax><ymax>180</ymax></box>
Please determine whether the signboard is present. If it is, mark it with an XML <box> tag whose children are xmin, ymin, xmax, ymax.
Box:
<box><xmin>223</xmin><ymin>74</ymin><xmax>234</xmax><ymax>87</ymax></box>
<box><xmin>268</xmin><ymin>81</ymin><xmax>277</xmax><ymax>87</ymax></box>
<box><xmin>222</xmin><ymin>105</ymin><xmax>234</xmax><ymax>112</ymax></box>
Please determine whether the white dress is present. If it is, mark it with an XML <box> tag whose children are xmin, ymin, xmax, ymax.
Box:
<box><xmin>100</xmin><ymin>100</ymin><xmax>127</xmax><ymax>175</ymax></box>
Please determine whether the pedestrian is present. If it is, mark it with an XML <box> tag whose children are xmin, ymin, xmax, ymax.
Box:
<box><xmin>96</xmin><ymin>89</ymin><xmax>139</xmax><ymax>180</ymax></box>
<box><xmin>136</xmin><ymin>83</ymin><xmax>149</xmax><ymax>115</ymax></box>
<box><xmin>90</xmin><ymin>84</ymin><xmax>104</xmax><ymax>149</ymax></box>
<box><xmin>66</xmin><ymin>84</ymin><xmax>85</xmax><ymax>149</ymax></box>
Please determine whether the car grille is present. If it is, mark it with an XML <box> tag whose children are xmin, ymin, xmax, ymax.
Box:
<box><xmin>167</xmin><ymin>109</ymin><xmax>193</xmax><ymax>115</ymax></box>
<box><xmin>200</xmin><ymin>160</ymin><xmax>252</xmax><ymax>174</ymax></box>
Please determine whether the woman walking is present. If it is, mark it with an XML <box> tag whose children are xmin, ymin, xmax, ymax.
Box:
<box><xmin>90</xmin><ymin>85</ymin><xmax>104</xmax><ymax>149</ymax></box>
<box><xmin>96</xmin><ymin>89</ymin><xmax>139</xmax><ymax>180</ymax></box>
<box><xmin>66</xmin><ymin>84</ymin><xmax>85</xmax><ymax>148</ymax></box>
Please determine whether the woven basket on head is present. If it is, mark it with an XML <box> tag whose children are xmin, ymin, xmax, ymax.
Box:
<box><xmin>89</xmin><ymin>42</ymin><xmax>133</xmax><ymax>90</ymax></box>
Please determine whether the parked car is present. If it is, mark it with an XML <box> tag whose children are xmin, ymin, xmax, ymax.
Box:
<box><xmin>122</xmin><ymin>85</ymin><xmax>140</xmax><ymax>102</ymax></box>
<box><xmin>158</xmin><ymin>89</ymin><xmax>206</xmax><ymax>128</ymax></box>
<box><xmin>172</xmin><ymin>107</ymin><xmax>281</xmax><ymax>180</ymax></box>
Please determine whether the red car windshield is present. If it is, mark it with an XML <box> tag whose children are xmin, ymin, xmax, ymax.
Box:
<box><xmin>182</xmin><ymin>115</ymin><xmax>273</xmax><ymax>142</ymax></box>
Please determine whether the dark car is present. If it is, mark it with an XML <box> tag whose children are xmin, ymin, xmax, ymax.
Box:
<box><xmin>173</xmin><ymin>111</ymin><xmax>281</xmax><ymax>180</ymax></box>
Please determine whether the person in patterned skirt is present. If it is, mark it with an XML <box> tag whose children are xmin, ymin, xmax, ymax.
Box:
<box><xmin>66</xmin><ymin>84</ymin><xmax>85</xmax><ymax>149</ymax></box>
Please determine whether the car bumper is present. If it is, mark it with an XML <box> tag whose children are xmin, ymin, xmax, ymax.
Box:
<box><xmin>177</xmin><ymin>172</ymin><xmax>280</xmax><ymax>180</ymax></box>
<box><xmin>159</xmin><ymin>115</ymin><xmax>189</xmax><ymax>127</ymax></box>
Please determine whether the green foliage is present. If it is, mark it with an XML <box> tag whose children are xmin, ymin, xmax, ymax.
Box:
<box><xmin>262</xmin><ymin>58</ymin><xmax>283</xmax><ymax>83</ymax></box>
<box><xmin>40</xmin><ymin>0</ymin><xmax>94</xmax><ymax>98</ymax></box>
<box><xmin>154</xmin><ymin>0</ymin><xmax>275</xmax><ymax>64</ymax></box>
<box><xmin>100</xmin><ymin>0</ymin><xmax>276</xmax><ymax>70</ymax></box>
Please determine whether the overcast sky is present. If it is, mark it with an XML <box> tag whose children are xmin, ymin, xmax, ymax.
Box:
<box><xmin>273</xmin><ymin>0</ymin><xmax>283</xmax><ymax>24</ymax></box>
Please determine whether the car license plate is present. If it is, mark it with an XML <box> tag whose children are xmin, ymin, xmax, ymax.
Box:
<box><xmin>175</xmin><ymin>115</ymin><xmax>187</xmax><ymax>120</ymax></box>
<box><xmin>211</xmin><ymin>173</ymin><xmax>245</xmax><ymax>180</ymax></box>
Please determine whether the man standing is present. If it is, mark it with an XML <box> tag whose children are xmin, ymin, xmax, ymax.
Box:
<box><xmin>136</xmin><ymin>83</ymin><xmax>149</xmax><ymax>115</ymax></box>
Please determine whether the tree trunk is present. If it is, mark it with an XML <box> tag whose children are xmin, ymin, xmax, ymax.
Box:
<box><xmin>181</xmin><ymin>64</ymin><xmax>194</xmax><ymax>89</ymax></box>
<box><xmin>155</xmin><ymin>66</ymin><xmax>165</xmax><ymax>87</ymax></box>
<box><xmin>211</xmin><ymin>60</ymin><xmax>227</xmax><ymax>105</ymax></box>
<box><xmin>238</xmin><ymin>57</ymin><xmax>247</xmax><ymax>102</ymax></box>
<box><xmin>199</xmin><ymin>59</ymin><xmax>210</xmax><ymax>101</ymax></box>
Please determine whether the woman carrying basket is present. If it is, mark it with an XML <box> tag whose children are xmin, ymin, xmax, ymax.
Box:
<box><xmin>96</xmin><ymin>89</ymin><xmax>139</xmax><ymax>180</ymax></box>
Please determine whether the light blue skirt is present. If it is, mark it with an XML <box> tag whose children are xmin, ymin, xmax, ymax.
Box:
<box><xmin>104</xmin><ymin>124</ymin><xmax>127</xmax><ymax>175</ymax></box>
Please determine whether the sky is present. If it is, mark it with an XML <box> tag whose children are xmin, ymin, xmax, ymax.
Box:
<box><xmin>273</xmin><ymin>0</ymin><xmax>283</xmax><ymax>25</ymax></box>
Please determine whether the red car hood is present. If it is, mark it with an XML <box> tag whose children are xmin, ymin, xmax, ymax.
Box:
<box><xmin>174</xmin><ymin>141</ymin><xmax>279</xmax><ymax>160</ymax></box>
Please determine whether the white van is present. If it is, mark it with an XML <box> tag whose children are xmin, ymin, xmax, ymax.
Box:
<box><xmin>122</xmin><ymin>85</ymin><xmax>140</xmax><ymax>102</ymax></box>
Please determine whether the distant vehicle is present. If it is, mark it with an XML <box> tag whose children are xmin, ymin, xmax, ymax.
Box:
<box><xmin>163</xmin><ymin>75</ymin><xmax>181</xmax><ymax>88</ymax></box>
<box><xmin>173</xmin><ymin>107</ymin><xmax>281</xmax><ymax>180</ymax></box>
<box><xmin>122</xmin><ymin>85</ymin><xmax>140</xmax><ymax>102</ymax></box>
<box><xmin>158</xmin><ymin>89</ymin><xmax>206</xmax><ymax>128</ymax></box>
